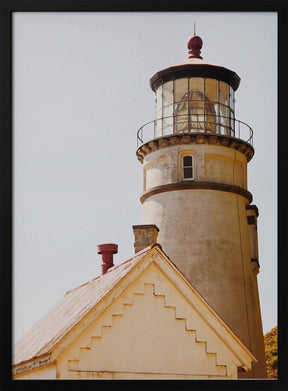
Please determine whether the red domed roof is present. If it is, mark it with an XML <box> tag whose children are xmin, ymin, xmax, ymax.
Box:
<box><xmin>187</xmin><ymin>35</ymin><xmax>203</xmax><ymax>59</ymax></box>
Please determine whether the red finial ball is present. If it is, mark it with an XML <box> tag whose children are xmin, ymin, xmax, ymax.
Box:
<box><xmin>187</xmin><ymin>35</ymin><xmax>203</xmax><ymax>59</ymax></box>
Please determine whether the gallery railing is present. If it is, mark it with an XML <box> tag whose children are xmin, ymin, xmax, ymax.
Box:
<box><xmin>137</xmin><ymin>114</ymin><xmax>253</xmax><ymax>147</ymax></box>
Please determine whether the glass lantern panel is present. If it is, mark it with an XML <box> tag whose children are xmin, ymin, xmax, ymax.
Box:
<box><xmin>229</xmin><ymin>86</ymin><xmax>234</xmax><ymax>111</ymax></box>
<box><xmin>163</xmin><ymin>103</ymin><xmax>173</xmax><ymax>119</ymax></box>
<box><xmin>219</xmin><ymin>81</ymin><xmax>229</xmax><ymax>106</ymax></box>
<box><xmin>219</xmin><ymin>104</ymin><xmax>228</xmax><ymax>118</ymax></box>
<box><xmin>230</xmin><ymin>110</ymin><xmax>235</xmax><ymax>136</ymax></box>
<box><xmin>189</xmin><ymin>91</ymin><xmax>205</xmax><ymax>114</ymax></box>
<box><xmin>156</xmin><ymin>109</ymin><xmax>162</xmax><ymax>119</ymax></box>
<box><xmin>163</xmin><ymin>81</ymin><xmax>173</xmax><ymax>108</ymax></box>
<box><xmin>174</xmin><ymin>78</ymin><xmax>188</xmax><ymax>103</ymax></box>
<box><xmin>155</xmin><ymin>85</ymin><xmax>163</xmax><ymax>138</ymax></box>
<box><xmin>189</xmin><ymin>101</ymin><xmax>204</xmax><ymax>131</ymax></box>
<box><xmin>175</xmin><ymin>100</ymin><xmax>188</xmax><ymax>117</ymax></box>
<box><xmin>155</xmin><ymin>118</ymin><xmax>162</xmax><ymax>138</ymax></box>
<box><xmin>156</xmin><ymin>85</ymin><xmax>162</xmax><ymax>113</ymax></box>
<box><xmin>174</xmin><ymin>79</ymin><xmax>188</xmax><ymax>130</ymax></box>
<box><xmin>156</xmin><ymin>108</ymin><xmax>162</xmax><ymax>120</ymax></box>
<box><xmin>162</xmin><ymin>109</ymin><xmax>173</xmax><ymax>136</ymax></box>
<box><xmin>175</xmin><ymin>115</ymin><xmax>189</xmax><ymax>133</ymax></box>
<box><xmin>205</xmin><ymin>102</ymin><xmax>219</xmax><ymax>116</ymax></box>
<box><xmin>219</xmin><ymin>105</ymin><xmax>229</xmax><ymax>135</ymax></box>
<box><xmin>190</xmin><ymin>100</ymin><xmax>204</xmax><ymax>114</ymax></box>
<box><xmin>189</xmin><ymin>79</ymin><xmax>204</xmax><ymax>132</ymax></box>
<box><xmin>205</xmin><ymin>78</ymin><xmax>218</xmax><ymax>103</ymax></box>
<box><xmin>189</xmin><ymin>78</ymin><xmax>204</xmax><ymax>98</ymax></box>
<box><xmin>206</xmin><ymin>102</ymin><xmax>219</xmax><ymax>133</ymax></box>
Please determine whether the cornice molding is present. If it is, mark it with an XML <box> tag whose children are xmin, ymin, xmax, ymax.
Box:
<box><xmin>13</xmin><ymin>354</ymin><xmax>52</xmax><ymax>376</ymax></box>
<box><xmin>140</xmin><ymin>181</ymin><xmax>253</xmax><ymax>204</ymax></box>
<box><xmin>136</xmin><ymin>133</ymin><xmax>254</xmax><ymax>163</ymax></box>
<box><xmin>149</xmin><ymin>64</ymin><xmax>240</xmax><ymax>92</ymax></box>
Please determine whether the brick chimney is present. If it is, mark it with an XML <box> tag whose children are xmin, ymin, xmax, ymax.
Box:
<box><xmin>97</xmin><ymin>243</ymin><xmax>118</xmax><ymax>275</ymax></box>
<box><xmin>132</xmin><ymin>225</ymin><xmax>159</xmax><ymax>253</ymax></box>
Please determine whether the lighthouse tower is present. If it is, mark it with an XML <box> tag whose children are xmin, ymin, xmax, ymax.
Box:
<box><xmin>136</xmin><ymin>35</ymin><xmax>266</xmax><ymax>378</ymax></box>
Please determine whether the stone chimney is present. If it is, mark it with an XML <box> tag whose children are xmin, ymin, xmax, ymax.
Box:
<box><xmin>97</xmin><ymin>243</ymin><xmax>118</xmax><ymax>275</ymax></box>
<box><xmin>132</xmin><ymin>224</ymin><xmax>159</xmax><ymax>253</ymax></box>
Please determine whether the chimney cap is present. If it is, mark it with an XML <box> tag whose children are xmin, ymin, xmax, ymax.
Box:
<box><xmin>97</xmin><ymin>243</ymin><xmax>118</xmax><ymax>255</ymax></box>
<box><xmin>132</xmin><ymin>224</ymin><xmax>159</xmax><ymax>232</ymax></box>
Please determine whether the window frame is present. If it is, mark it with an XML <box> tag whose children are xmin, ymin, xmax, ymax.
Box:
<box><xmin>179</xmin><ymin>150</ymin><xmax>196</xmax><ymax>181</ymax></box>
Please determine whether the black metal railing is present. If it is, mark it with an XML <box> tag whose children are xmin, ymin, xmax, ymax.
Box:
<box><xmin>137</xmin><ymin>114</ymin><xmax>253</xmax><ymax>147</ymax></box>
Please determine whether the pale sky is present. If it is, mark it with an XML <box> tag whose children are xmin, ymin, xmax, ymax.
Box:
<box><xmin>13</xmin><ymin>12</ymin><xmax>277</xmax><ymax>343</ymax></box>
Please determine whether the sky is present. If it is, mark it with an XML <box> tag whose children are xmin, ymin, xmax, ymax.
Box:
<box><xmin>12</xmin><ymin>12</ymin><xmax>277</xmax><ymax>343</ymax></box>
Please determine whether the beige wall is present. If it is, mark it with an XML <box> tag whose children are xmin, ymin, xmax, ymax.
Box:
<box><xmin>141</xmin><ymin>143</ymin><xmax>266</xmax><ymax>378</ymax></box>
<box><xmin>142</xmin><ymin>190</ymin><xmax>252</xmax><ymax>339</ymax></box>
<box><xmin>142</xmin><ymin>144</ymin><xmax>247</xmax><ymax>191</ymax></box>
<box><xmin>55</xmin><ymin>263</ymin><xmax>244</xmax><ymax>379</ymax></box>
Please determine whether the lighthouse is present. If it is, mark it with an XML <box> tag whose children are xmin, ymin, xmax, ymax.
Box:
<box><xmin>136</xmin><ymin>34</ymin><xmax>266</xmax><ymax>378</ymax></box>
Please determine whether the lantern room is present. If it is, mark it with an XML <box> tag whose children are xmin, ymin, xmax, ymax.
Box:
<box><xmin>137</xmin><ymin>35</ymin><xmax>253</xmax><ymax>147</ymax></box>
<box><xmin>153</xmin><ymin>76</ymin><xmax>235</xmax><ymax>137</ymax></box>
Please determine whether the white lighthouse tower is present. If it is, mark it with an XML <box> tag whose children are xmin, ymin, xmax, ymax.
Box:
<box><xmin>136</xmin><ymin>34</ymin><xmax>266</xmax><ymax>378</ymax></box>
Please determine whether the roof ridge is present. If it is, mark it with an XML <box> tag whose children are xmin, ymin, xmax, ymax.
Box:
<box><xmin>65</xmin><ymin>243</ymin><xmax>159</xmax><ymax>295</ymax></box>
<box><xmin>105</xmin><ymin>243</ymin><xmax>159</xmax><ymax>273</ymax></box>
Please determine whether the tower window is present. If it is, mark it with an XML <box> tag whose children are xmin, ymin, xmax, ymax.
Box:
<box><xmin>183</xmin><ymin>155</ymin><xmax>194</xmax><ymax>180</ymax></box>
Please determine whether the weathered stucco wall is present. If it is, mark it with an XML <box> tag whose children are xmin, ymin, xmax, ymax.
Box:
<box><xmin>142</xmin><ymin>144</ymin><xmax>247</xmax><ymax>191</ymax></box>
<box><xmin>142</xmin><ymin>191</ymin><xmax>251</xmax><ymax>339</ymax></box>
<box><xmin>140</xmin><ymin>143</ymin><xmax>266</xmax><ymax>378</ymax></box>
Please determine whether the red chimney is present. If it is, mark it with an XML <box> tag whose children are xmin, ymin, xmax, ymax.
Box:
<box><xmin>97</xmin><ymin>243</ymin><xmax>118</xmax><ymax>275</ymax></box>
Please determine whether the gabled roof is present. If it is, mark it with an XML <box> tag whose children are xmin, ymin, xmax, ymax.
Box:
<box><xmin>13</xmin><ymin>245</ymin><xmax>154</xmax><ymax>366</ymax></box>
<box><xmin>13</xmin><ymin>243</ymin><xmax>256</xmax><ymax>375</ymax></box>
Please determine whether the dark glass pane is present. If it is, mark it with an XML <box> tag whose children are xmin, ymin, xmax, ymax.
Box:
<box><xmin>183</xmin><ymin>156</ymin><xmax>193</xmax><ymax>167</ymax></box>
<box><xmin>184</xmin><ymin>167</ymin><xmax>193</xmax><ymax>178</ymax></box>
